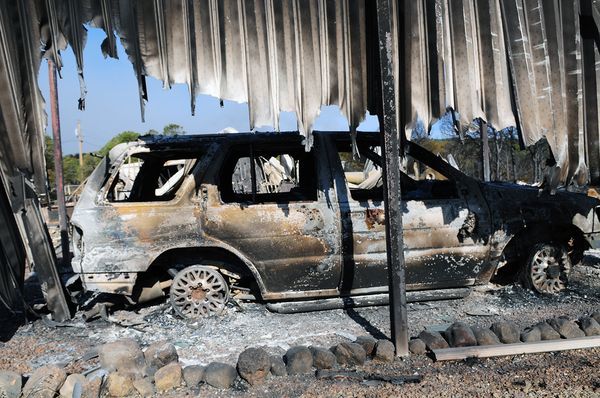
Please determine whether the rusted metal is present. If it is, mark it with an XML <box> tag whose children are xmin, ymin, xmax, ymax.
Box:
<box><xmin>266</xmin><ymin>288</ymin><xmax>471</xmax><ymax>314</ymax></box>
<box><xmin>581</xmin><ymin>0</ymin><xmax>600</xmax><ymax>185</ymax></box>
<box><xmin>365</xmin><ymin>209</ymin><xmax>385</xmax><ymax>230</ymax></box>
<box><xmin>0</xmin><ymin>177</ymin><xmax>26</xmax><ymax>314</ymax></box>
<box><xmin>376</xmin><ymin>0</ymin><xmax>409</xmax><ymax>357</ymax></box>
<box><xmin>48</xmin><ymin>59</ymin><xmax>69</xmax><ymax>267</ymax></box>
<box><xmin>21</xmin><ymin>196</ymin><xmax>71</xmax><ymax>321</ymax></box>
<box><xmin>70</xmin><ymin>132</ymin><xmax>600</xmax><ymax>319</ymax></box>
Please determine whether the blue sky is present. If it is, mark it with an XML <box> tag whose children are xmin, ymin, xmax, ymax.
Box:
<box><xmin>38</xmin><ymin>27</ymin><xmax>379</xmax><ymax>156</ymax></box>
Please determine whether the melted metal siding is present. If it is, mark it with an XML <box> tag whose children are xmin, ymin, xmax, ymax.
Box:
<box><xmin>2</xmin><ymin>0</ymin><xmax>600</xmax><ymax>202</ymax></box>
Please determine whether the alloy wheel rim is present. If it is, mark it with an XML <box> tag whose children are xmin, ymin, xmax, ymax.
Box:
<box><xmin>530</xmin><ymin>247</ymin><xmax>570</xmax><ymax>294</ymax></box>
<box><xmin>170</xmin><ymin>266</ymin><xmax>229</xmax><ymax>318</ymax></box>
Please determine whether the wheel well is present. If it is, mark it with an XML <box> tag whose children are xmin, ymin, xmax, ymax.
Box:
<box><xmin>493</xmin><ymin>223</ymin><xmax>588</xmax><ymax>283</ymax></box>
<box><xmin>136</xmin><ymin>247</ymin><xmax>263</xmax><ymax>299</ymax></box>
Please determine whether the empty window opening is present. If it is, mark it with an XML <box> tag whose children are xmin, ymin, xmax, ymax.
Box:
<box><xmin>402</xmin><ymin>154</ymin><xmax>458</xmax><ymax>200</ymax></box>
<box><xmin>222</xmin><ymin>145</ymin><xmax>317</xmax><ymax>203</ymax></box>
<box><xmin>337</xmin><ymin>142</ymin><xmax>383</xmax><ymax>202</ymax></box>
<box><xmin>108</xmin><ymin>153</ymin><xmax>198</xmax><ymax>202</ymax></box>
<box><xmin>336</xmin><ymin>139</ymin><xmax>458</xmax><ymax>201</ymax></box>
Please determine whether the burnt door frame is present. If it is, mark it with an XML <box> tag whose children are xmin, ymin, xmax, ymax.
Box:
<box><xmin>326</xmin><ymin>136</ymin><xmax>493</xmax><ymax>292</ymax></box>
<box><xmin>322</xmin><ymin>134</ymin><xmax>388</xmax><ymax>295</ymax></box>
<box><xmin>201</xmin><ymin>138</ymin><xmax>343</xmax><ymax>300</ymax></box>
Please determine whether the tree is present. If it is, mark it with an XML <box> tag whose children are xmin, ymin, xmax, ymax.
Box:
<box><xmin>80</xmin><ymin>153</ymin><xmax>101</xmax><ymax>181</ymax></box>
<box><xmin>98</xmin><ymin>131</ymin><xmax>140</xmax><ymax>157</ymax></box>
<box><xmin>62</xmin><ymin>156</ymin><xmax>80</xmax><ymax>185</ymax></box>
<box><xmin>162</xmin><ymin>123</ymin><xmax>184</xmax><ymax>135</ymax></box>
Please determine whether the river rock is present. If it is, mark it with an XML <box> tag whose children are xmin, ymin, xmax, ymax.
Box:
<box><xmin>183</xmin><ymin>365</ymin><xmax>205</xmax><ymax>387</ymax></box>
<box><xmin>0</xmin><ymin>371</ymin><xmax>21</xmax><ymax>398</ymax></box>
<box><xmin>535</xmin><ymin>322</ymin><xmax>561</xmax><ymax>340</ymax></box>
<box><xmin>144</xmin><ymin>341</ymin><xmax>179</xmax><ymax>369</ymax></box>
<box><xmin>331</xmin><ymin>342</ymin><xmax>366</xmax><ymax>366</ymax></box>
<box><xmin>373</xmin><ymin>339</ymin><xmax>395</xmax><ymax>362</ymax></box>
<box><xmin>490</xmin><ymin>321</ymin><xmax>520</xmax><ymax>343</ymax></box>
<box><xmin>98</xmin><ymin>339</ymin><xmax>145</xmax><ymax>375</ymax></box>
<box><xmin>418</xmin><ymin>330</ymin><xmax>449</xmax><ymax>350</ymax></box>
<box><xmin>472</xmin><ymin>327</ymin><xmax>501</xmax><ymax>346</ymax></box>
<box><xmin>81</xmin><ymin>378</ymin><xmax>102</xmax><ymax>398</ymax></box>
<box><xmin>354</xmin><ymin>335</ymin><xmax>377</xmax><ymax>356</ymax></box>
<box><xmin>445</xmin><ymin>322</ymin><xmax>477</xmax><ymax>347</ymax></box>
<box><xmin>309</xmin><ymin>346</ymin><xmax>336</xmax><ymax>369</ymax></box>
<box><xmin>237</xmin><ymin>347</ymin><xmax>271</xmax><ymax>385</ymax></box>
<box><xmin>59</xmin><ymin>373</ymin><xmax>86</xmax><ymax>398</ymax></box>
<box><xmin>154</xmin><ymin>362</ymin><xmax>182</xmax><ymax>392</ymax></box>
<box><xmin>105</xmin><ymin>372</ymin><xmax>134</xmax><ymax>397</ymax></box>
<box><xmin>204</xmin><ymin>363</ymin><xmax>237</xmax><ymax>389</ymax></box>
<box><xmin>22</xmin><ymin>365</ymin><xmax>67</xmax><ymax>398</ymax></box>
<box><xmin>270</xmin><ymin>356</ymin><xmax>287</xmax><ymax>377</ymax></box>
<box><xmin>133</xmin><ymin>378</ymin><xmax>155</xmax><ymax>397</ymax></box>
<box><xmin>285</xmin><ymin>346</ymin><xmax>313</xmax><ymax>375</ymax></box>
<box><xmin>520</xmin><ymin>326</ymin><xmax>542</xmax><ymax>342</ymax></box>
<box><xmin>408</xmin><ymin>339</ymin><xmax>427</xmax><ymax>355</ymax></box>
<box><xmin>579</xmin><ymin>317</ymin><xmax>600</xmax><ymax>336</ymax></box>
<box><xmin>547</xmin><ymin>317</ymin><xmax>585</xmax><ymax>339</ymax></box>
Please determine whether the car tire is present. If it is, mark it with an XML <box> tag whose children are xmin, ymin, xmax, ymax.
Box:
<box><xmin>521</xmin><ymin>243</ymin><xmax>571</xmax><ymax>294</ymax></box>
<box><xmin>169</xmin><ymin>265</ymin><xmax>230</xmax><ymax>318</ymax></box>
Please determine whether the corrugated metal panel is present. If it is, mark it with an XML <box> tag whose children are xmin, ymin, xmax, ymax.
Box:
<box><xmin>3</xmin><ymin>0</ymin><xmax>600</xmax><ymax>189</ymax></box>
<box><xmin>0</xmin><ymin>176</ymin><xmax>26</xmax><ymax>315</ymax></box>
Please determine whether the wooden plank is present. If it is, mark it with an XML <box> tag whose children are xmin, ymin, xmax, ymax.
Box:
<box><xmin>433</xmin><ymin>336</ymin><xmax>600</xmax><ymax>361</ymax></box>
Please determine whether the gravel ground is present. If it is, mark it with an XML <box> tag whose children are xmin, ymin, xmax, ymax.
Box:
<box><xmin>0</xmin><ymin>252</ymin><xmax>599</xmax><ymax>396</ymax></box>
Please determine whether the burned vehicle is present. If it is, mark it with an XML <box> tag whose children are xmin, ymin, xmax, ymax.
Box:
<box><xmin>70</xmin><ymin>132</ymin><xmax>600</xmax><ymax>318</ymax></box>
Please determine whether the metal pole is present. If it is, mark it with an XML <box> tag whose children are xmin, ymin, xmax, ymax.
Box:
<box><xmin>376</xmin><ymin>0</ymin><xmax>409</xmax><ymax>356</ymax></box>
<box><xmin>480</xmin><ymin>119</ymin><xmax>491</xmax><ymax>182</ymax></box>
<box><xmin>48</xmin><ymin>59</ymin><xmax>69</xmax><ymax>267</ymax></box>
<box><xmin>76</xmin><ymin>120</ymin><xmax>83</xmax><ymax>167</ymax></box>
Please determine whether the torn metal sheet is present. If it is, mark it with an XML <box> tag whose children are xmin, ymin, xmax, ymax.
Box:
<box><xmin>3</xmin><ymin>0</ymin><xmax>600</xmax><ymax>196</ymax></box>
<box><xmin>21</xmin><ymin>196</ymin><xmax>71</xmax><ymax>322</ymax></box>
<box><xmin>0</xmin><ymin>176</ymin><xmax>26</xmax><ymax>315</ymax></box>
<box><xmin>474</xmin><ymin>0</ymin><xmax>515</xmax><ymax>130</ymax></box>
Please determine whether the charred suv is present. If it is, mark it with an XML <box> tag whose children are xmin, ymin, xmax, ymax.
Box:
<box><xmin>70</xmin><ymin>132</ymin><xmax>600</xmax><ymax>318</ymax></box>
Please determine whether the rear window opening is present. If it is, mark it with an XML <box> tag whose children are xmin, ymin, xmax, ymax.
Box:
<box><xmin>107</xmin><ymin>153</ymin><xmax>198</xmax><ymax>202</ymax></box>
<box><xmin>221</xmin><ymin>145</ymin><xmax>317</xmax><ymax>204</ymax></box>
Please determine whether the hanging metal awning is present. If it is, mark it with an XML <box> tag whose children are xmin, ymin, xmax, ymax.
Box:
<box><xmin>1</xmin><ymin>1</ymin><xmax>599</xmax><ymax>188</ymax></box>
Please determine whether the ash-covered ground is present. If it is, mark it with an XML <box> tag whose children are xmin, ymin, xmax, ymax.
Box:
<box><xmin>0</xmin><ymin>252</ymin><xmax>599</xmax><ymax>396</ymax></box>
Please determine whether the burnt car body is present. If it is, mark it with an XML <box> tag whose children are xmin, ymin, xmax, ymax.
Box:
<box><xmin>70</xmin><ymin>132</ymin><xmax>600</xmax><ymax>316</ymax></box>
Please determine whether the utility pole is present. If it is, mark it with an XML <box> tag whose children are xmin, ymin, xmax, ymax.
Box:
<box><xmin>76</xmin><ymin>120</ymin><xmax>83</xmax><ymax>167</ymax></box>
<box><xmin>48</xmin><ymin>59</ymin><xmax>69</xmax><ymax>267</ymax></box>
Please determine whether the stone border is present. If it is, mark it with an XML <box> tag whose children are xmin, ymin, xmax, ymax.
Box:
<box><xmin>0</xmin><ymin>311</ymin><xmax>598</xmax><ymax>396</ymax></box>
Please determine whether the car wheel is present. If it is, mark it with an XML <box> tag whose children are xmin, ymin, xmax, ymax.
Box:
<box><xmin>169</xmin><ymin>265</ymin><xmax>230</xmax><ymax>318</ymax></box>
<box><xmin>522</xmin><ymin>243</ymin><xmax>571</xmax><ymax>294</ymax></box>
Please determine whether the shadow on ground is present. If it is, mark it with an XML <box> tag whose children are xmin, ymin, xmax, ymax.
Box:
<box><xmin>0</xmin><ymin>272</ymin><xmax>46</xmax><ymax>342</ymax></box>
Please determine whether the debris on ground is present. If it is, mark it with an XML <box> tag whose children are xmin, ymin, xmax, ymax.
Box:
<box><xmin>0</xmin><ymin>252</ymin><xmax>598</xmax><ymax>396</ymax></box>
